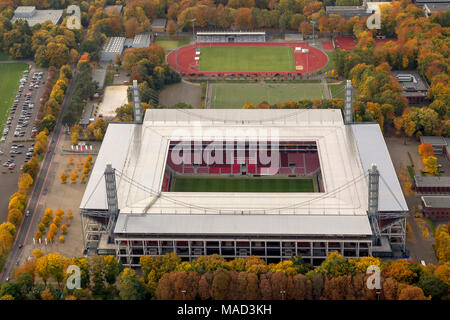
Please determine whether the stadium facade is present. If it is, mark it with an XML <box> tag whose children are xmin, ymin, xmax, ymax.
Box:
<box><xmin>80</xmin><ymin>84</ymin><xmax>408</xmax><ymax>267</ymax></box>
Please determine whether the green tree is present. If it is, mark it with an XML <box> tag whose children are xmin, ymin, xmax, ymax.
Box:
<box><xmin>417</xmin><ymin>274</ymin><xmax>448</xmax><ymax>300</ymax></box>
<box><xmin>119</xmin><ymin>268</ymin><xmax>145</xmax><ymax>300</ymax></box>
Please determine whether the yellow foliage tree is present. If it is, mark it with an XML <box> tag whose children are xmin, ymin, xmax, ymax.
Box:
<box><xmin>60</xmin><ymin>224</ymin><xmax>68</xmax><ymax>234</ymax></box>
<box><xmin>60</xmin><ymin>172</ymin><xmax>67</xmax><ymax>183</ymax></box>
<box><xmin>59</xmin><ymin>235</ymin><xmax>64</xmax><ymax>243</ymax></box>
<box><xmin>18</xmin><ymin>173</ymin><xmax>33</xmax><ymax>193</ymax></box>
<box><xmin>423</xmin><ymin>156</ymin><xmax>438</xmax><ymax>175</ymax></box>
<box><xmin>53</xmin><ymin>216</ymin><xmax>62</xmax><ymax>227</ymax></box>
<box><xmin>35</xmin><ymin>231</ymin><xmax>42</xmax><ymax>241</ymax></box>
<box><xmin>7</xmin><ymin>208</ymin><xmax>23</xmax><ymax>226</ymax></box>
<box><xmin>70</xmin><ymin>172</ymin><xmax>77</xmax><ymax>183</ymax></box>
<box><xmin>44</xmin><ymin>208</ymin><xmax>53</xmax><ymax>218</ymax></box>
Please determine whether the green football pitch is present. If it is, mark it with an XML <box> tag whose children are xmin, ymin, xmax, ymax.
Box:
<box><xmin>0</xmin><ymin>63</ymin><xmax>28</xmax><ymax>132</ymax></box>
<box><xmin>171</xmin><ymin>177</ymin><xmax>316</xmax><ymax>193</ymax></box>
<box><xmin>199</xmin><ymin>46</ymin><xmax>295</xmax><ymax>72</ymax></box>
<box><xmin>210</xmin><ymin>83</ymin><xmax>325</xmax><ymax>108</ymax></box>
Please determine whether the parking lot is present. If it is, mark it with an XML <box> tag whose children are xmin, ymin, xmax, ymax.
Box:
<box><xmin>0</xmin><ymin>66</ymin><xmax>48</xmax><ymax>223</ymax></box>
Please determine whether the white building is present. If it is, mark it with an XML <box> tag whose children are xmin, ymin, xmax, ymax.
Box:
<box><xmin>11</xmin><ymin>6</ymin><xmax>63</xmax><ymax>26</ymax></box>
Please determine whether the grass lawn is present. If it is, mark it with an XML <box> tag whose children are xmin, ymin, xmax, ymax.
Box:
<box><xmin>171</xmin><ymin>177</ymin><xmax>315</xmax><ymax>192</ymax></box>
<box><xmin>199</xmin><ymin>46</ymin><xmax>295</xmax><ymax>72</ymax></box>
<box><xmin>0</xmin><ymin>63</ymin><xmax>28</xmax><ymax>132</ymax></box>
<box><xmin>210</xmin><ymin>83</ymin><xmax>325</xmax><ymax>108</ymax></box>
<box><xmin>155</xmin><ymin>36</ymin><xmax>190</xmax><ymax>50</ymax></box>
<box><xmin>0</xmin><ymin>51</ymin><xmax>11</xmax><ymax>61</ymax></box>
<box><xmin>328</xmin><ymin>83</ymin><xmax>345</xmax><ymax>99</ymax></box>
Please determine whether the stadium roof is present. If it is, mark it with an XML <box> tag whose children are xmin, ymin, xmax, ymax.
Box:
<box><xmin>80</xmin><ymin>109</ymin><xmax>406</xmax><ymax>236</ymax></box>
<box><xmin>350</xmin><ymin>123</ymin><xmax>408</xmax><ymax>212</ymax></box>
<box><xmin>415</xmin><ymin>175</ymin><xmax>450</xmax><ymax>188</ymax></box>
<box><xmin>114</xmin><ymin>214</ymin><xmax>373</xmax><ymax>236</ymax></box>
<box><xmin>424</xmin><ymin>3</ymin><xmax>450</xmax><ymax>12</ymax></box>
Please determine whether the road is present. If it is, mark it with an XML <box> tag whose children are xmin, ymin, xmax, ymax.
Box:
<box><xmin>0</xmin><ymin>66</ymin><xmax>78</xmax><ymax>282</ymax></box>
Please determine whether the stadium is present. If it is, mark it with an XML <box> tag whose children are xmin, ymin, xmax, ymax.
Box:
<box><xmin>166</xmin><ymin>32</ymin><xmax>328</xmax><ymax>76</ymax></box>
<box><xmin>79</xmin><ymin>82</ymin><xmax>408</xmax><ymax>267</ymax></box>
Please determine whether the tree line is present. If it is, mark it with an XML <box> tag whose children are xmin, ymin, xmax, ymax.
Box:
<box><xmin>1</xmin><ymin>251</ymin><xmax>448</xmax><ymax>300</ymax></box>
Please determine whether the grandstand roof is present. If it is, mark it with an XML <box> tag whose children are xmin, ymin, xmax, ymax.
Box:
<box><xmin>197</xmin><ymin>31</ymin><xmax>266</xmax><ymax>35</ymax></box>
<box><xmin>80</xmin><ymin>109</ymin><xmax>406</xmax><ymax>236</ymax></box>
<box><xmin>421</xmin><ymin>196</ymin><xmax>450</xmax><ymax>209</ymax></box>
<box><xmin>415</xmin><ymin>175</ymin><xmax>450</xmax><ymax>188</ymax></box>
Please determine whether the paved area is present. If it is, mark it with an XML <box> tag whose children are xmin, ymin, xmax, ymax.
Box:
<box><xmin>159</xmin><ymin>80</ymin><xmax>202</xmax><ymax>107</ymax></box>
<box><xmin>385</xmin><ymin>135</ymin><xmax>437</xmax><ymax>265</ymax></box>
<box><xmin>0</xmin><ymin>65</ymin><xmax>47</xmax><ymax>224</ymax></box>
<box><xmin>15</xmin><ymin>135</ymin><xmax>99</xmax><ymax>267</ymax></box>
<box><xmin>97</xmin><ymin>85</ymin><xmax>128</xmax><ymax>118</ymax></box>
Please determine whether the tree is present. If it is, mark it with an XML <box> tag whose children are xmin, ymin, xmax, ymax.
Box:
<box><xmin>398</xmin><ymin>285</ymin><xmax>427</xmax><ymax>300</ymax></box>
<box><xmin>167</xmin><ymin>20</ymin><xmax>177</xmax><ymax>37</ymax></box>
<box><xmin>417</xmin><ymin>274</ymin><xmax>448</xmax><ymax>300</ymax></box>
<box><xmin>60</xmin><ymin>224</ymin><xmax>68</xmax><ymax>234</ymax></box>
<box><xmin>423</xmin><ymin>156</ymin><xmax>438</xmax><ymax>175</ymax></box>
<box><xmin>70</xmin><ymin>172</ymin><xmax>77</xmax><ymax>183</ymax></box>
<box><xmin>7</xmin><ymin>208</ymin><xmax>23</xmax><ymax>226</ymax></box>
<box><xmin>299</xmin><ymin>21</ymin><xmax>312</xmax><ymax>37</ymax></box>
<box><xmin>18</xmin><ymin>173</ymin><xmax>33</xmax><ymax>193</ymax></box>
<box><xmin>119</xmin><ymin>268</ymin><xmax>145</xmax><ymax>300</ymax></box>
<box><xmin>39</xmin><ymin>114</ymin><xmax>57</xmax><ymax>132</ymax></box>
<box><xmin>318</xmin><ymin>252</ymin><xmax>355</xmax><ymax>277</ymax></box>
<box><xmin>22</xmin><ymin>157</ymin><xmax>39</xmax><ymax>179</ymax></box>
<box><xmin>104</xmin><ymin>255</ymin><xmax>123</xmax><ymax>285</ymax></box>
<box><xmin>211</xmin><ymin>269</ymin><xmax>231</xmax><ymax>300</ymax></box>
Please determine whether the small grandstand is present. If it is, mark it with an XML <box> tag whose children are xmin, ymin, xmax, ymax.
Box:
<box><xmin>196</xmin><ymin>31</ymin><xmax>266</xmax><ymax>43</ymax></box>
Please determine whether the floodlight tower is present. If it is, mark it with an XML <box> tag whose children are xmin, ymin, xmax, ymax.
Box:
<box><xmin>104</xmin><ymin>164</ymin><xmax>119</xmax><ymax>240</ymax></box>
<box><xmin>368</xmin><ymin>163</ymin><xmax>381</xmax><ymax>245</ymax></box>
<box><xmin>344</xmin><ymin>80</ymin><xmax>353</xmax><ymax>124</ymax></box>
<box><xmin>132</xmin><ymin>80</ymin><xmax>143</xmax><ymax>124</ymax></box>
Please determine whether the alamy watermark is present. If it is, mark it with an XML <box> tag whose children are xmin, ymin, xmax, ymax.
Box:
<box><xmin>366</xmin><ymin>7</ymin><xmax>382</xmax><ymax>30</ymax></box>
<box><xmin>66</xmin><ymin>265</ymin><xmax>81</xmax><ymax>290</ymax></box>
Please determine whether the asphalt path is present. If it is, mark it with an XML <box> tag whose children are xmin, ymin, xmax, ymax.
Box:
<box><xmin>0</xmin><ymin>67</ymin><xmax>78</xmax><ymax>282</ymax></box>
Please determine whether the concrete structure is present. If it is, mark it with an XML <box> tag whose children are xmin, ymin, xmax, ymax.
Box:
<box><xmin>423</xmin><ymin>3</ymin><xmax>450</xmax><ymax>15</ymax></box>
<box><xmin>421</xmin><ymin>196</ymin><xmax>450</xmax><ymax>219</ymax></box>
<box><xmin>11</xmin><ymin>6</ymin><xmax>63</xmax><ymax>26</ymax></box>
<box><xmin>197</xmin><ymin>31</ymin><xmax>266</xmax><ymax>43</ymax></box>
<box><xmin>390</xmin><ymin>71</ymin><xmax>429</xmax><ymax>104</ymax></box>
<box><xmin>100</xmin><ymin>37</ymin><xmax>126</xmax><ymax>61</ymax></box>
<box><xmin>414</xmin><ymin>175</ymin><xmax>450</xmax><ymax>194</ymax></box>
<box><xmin>151</xmin><ymin>19</ymin><xmax>167</xmax><ymax>32</ymax></box>
<box><xmin>80</xmin><ymin>107</ymin><xmax>408</xmax><ymax>267</ymax></box>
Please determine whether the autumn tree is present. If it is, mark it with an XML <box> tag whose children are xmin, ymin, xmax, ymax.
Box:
<box><xmin>119</xmin><ymin>268</ymin><xmax>145</xmax><ymax>300</ymax></box>
<box><xmin>167</xmin><ymin>20</ymin><xmax>177</xmax><ymax>37</ymax></box>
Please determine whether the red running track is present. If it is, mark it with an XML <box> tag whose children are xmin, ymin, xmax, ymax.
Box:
<box><xmin>322</xmin><ymin>41</ymin><xmax>334</xmax><ymax>51</ymax></box>
<box><xmin>167</xmin><ymin>42</ymin><xmax>328</xmax><ymax>76</ymax></box>
<box><xmin>335</xmin><ymin>36</ymin><xmax>356</xmax><ymax>51</ymax></box>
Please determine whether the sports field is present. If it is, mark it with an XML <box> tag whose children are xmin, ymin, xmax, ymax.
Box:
<box><xmin>199</xmin><ymin>46</ymin><xmax>295</xmax><ymax>72</ymax></box>
<box><xmin>171</xmin><ymin>177</ymin><xmax>316</xmax><ymax>192</ymax></box>
<box><xmin>210</xmin><ymin>83</ymin><xmax>325</xmax><ymax>108</ymax></box>
<box><xmin>0</xmin><ymin>63</ymin><xmax>28</xmax><ymax>132</ymax></box>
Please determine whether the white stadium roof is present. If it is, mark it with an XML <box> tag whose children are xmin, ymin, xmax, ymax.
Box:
<box><xmin>80</xmin><ymin>109</ymin><xmax>407</xmax><ymax>237</ymax></box>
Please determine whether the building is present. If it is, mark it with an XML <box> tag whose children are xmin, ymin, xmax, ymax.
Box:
<box><xmin>196</xmin><ymin>31</ymin><xmax>266</xmax><ymax>43</ymax></box>
<box><xmin>11</xmin><ymin>6</ymin><xmax>63</xmax><ymax>26</ymax></box>
<box><xmin>420</xmin><ymin>136</ymin><xmax>448</xmax><ymax>155</ymax></box>
<box><xmin>92</xmin><ymin>69</ymin><xmax>107</xmax><ymax>91</ymax></box>
<box><xmin>423</xmin><ymin>3</ymin><xmax>450</xmax><ymax>15</ymax></box>
<box><xmin>124</xmin><ymin>33</ymin><xmax>151</xmax><ymax>49</ymax></box>
<box><xmin>390</xmin><ymin>71</ymin><xmax>429</xmax><ymax>104</ymax></box>
<box><xmin>100</xmin><ymin>37</ymin><xmax>126</xmax><ymax>61</ymax></box>
<box><xmin>415</xmin><ymin>0</ymin><xmax>450</xmax><ymax>8</ymax></box>
<box><xmin>80</xmin><ymin>101</ymin><xmax>408</xmax><ymax>267</ymax></box>
<box><xmin>421</xmin><ymin>196</ymin><xmax>450</xmax><ymax>219</ymax></box>
<box><xmin>325</xmin><ymin>2</ymin><xmax>390</xmax><ymax>18</ymax></box>
<box><xmin>151</xmin><ymin>19</ymin><xmax>167</xmax><ymax>32</ymax></box>
<box><xmin>414</xmin><ymin>175</ymin><xmax>450</xmax><ymax>194</ymax></box>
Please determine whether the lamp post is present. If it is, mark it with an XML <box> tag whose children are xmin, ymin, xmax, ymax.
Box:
<box><xmin>310</xmin><ymin>20</ymin><xmax>316</xmax><ymax>46</ymax></box>
<box><xmin>191</xmin><ymin>19</ymin><xmax>196</xmax><ymax>44</ymax></box>
<box><xmin>280</xmin><ymin>290</ymin><xmax>286</xmax><ymax>300</ymax></box>
<box><xmin>181</xmin><ymin>290</ymin><xmax>186</xmax><ymax>300</ymax></box>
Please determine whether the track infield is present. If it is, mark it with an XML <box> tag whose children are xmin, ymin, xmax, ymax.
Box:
<box><xmin>199</xmin><ymin>46</ymin><xmax>295</xmax><ymax>72</ymax></box>
<box><xmin>210</xmin><ymin>83</ymin><xmax>325</xmax><ymax>108</ymax></box>
<box><xmin>171</xmin><ymin>177</ymin><xmax>316</xmax><ymax>192</ymax></box>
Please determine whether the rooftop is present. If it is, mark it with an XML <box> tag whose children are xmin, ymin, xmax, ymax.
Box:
<box><xmin>91</xmin><ymin>69</ymin><xmax>107</xmax><ymax>90</ymax></box>
<box><xmin>420</xmin><ymin>136</ymin><xmax>448</xmax><ymax>147</ymax></box>
<box><xmin>104</xmin><ymin>5</ymin><xmax>123</xmax><ymax>16</ymax></box>
<box><xmin>151</xmin><ymin>18</ymin><xmax>167</xmax><ymax>28</ymax></box>
<box><xmin>390</xmin><ymin>70</ymin><xmax>429</xmax><ymax>96</ymax></box>
<box><xmin>424</xmin><ymin>3</ymin><xmax>450</xmax><ymax>12</ymax></box>
<box><xmin>415</xmin><ymin>175</ymin><xmax>450</xmax><ymax>188</ymax></box>
<box><xmin>422</xmin><ymin>196</ymin><xmax>450</xmax><ymax>208</ymax></box>
<box><xmin>12</xmin><ymin>8</ymin><xmax>63</xmax><ymax>26</ymax></box>
<box><xmin>102</xmin><ymin>37</ymin><xmax>126</xmax><ymax>54</ymax></box>
<box><xmin>80</xmin><ymin>109</ymin><xmax>407</xmax><ymax>236</ymax></box>
<box><xmin>197</xmin><ymin>31</ymin><xmax>266</xmax><ymax>35</ymax></box>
